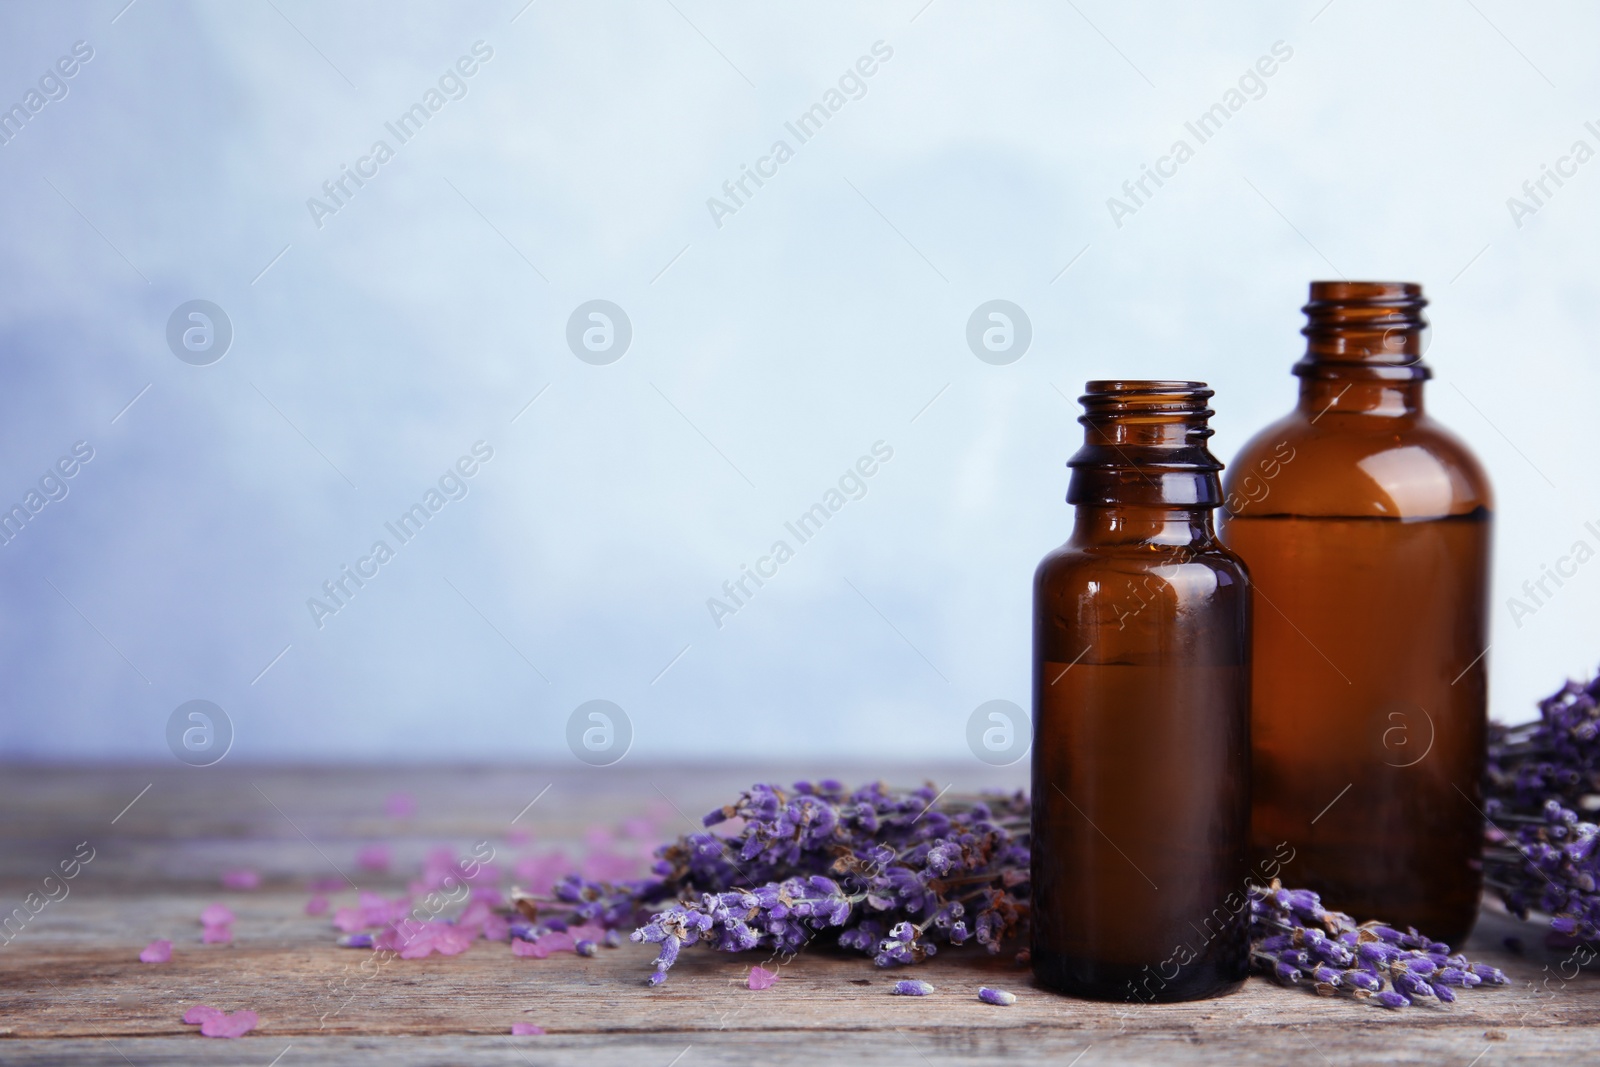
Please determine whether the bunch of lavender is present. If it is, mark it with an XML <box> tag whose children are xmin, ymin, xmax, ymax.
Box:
<box><xmin>1485</xmin><ymin>670</ymin><xmax>1600</xmax><ymax>942</ymax></box>
<box><xmin>631</xmin><ymin>780</ymin><xmax>1030</xmax><ymax>984</ymax></box>
<box><xmin>1487</xmin><ymin>672</ymin><xmax>1600</xmax><ymax>813</ymax></box>
<box><xmin>1251</xmin><ymin>881</ymin><xmax>1506</xmax><ymax>1008</ymax></box>
<box><xmin>509</xmin><ymin>873</ymin><xmax>671</xmax><ymax>936</ymax></box>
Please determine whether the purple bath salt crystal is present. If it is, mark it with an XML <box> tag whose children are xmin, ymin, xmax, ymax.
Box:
<box><xmin>892</xmin><ymin>980</ymin><xmax>934</xmax><ymax>996</ymax></box>
<box><xmin>977</xmin><ymin>987</ymin><xmax>1016</xmax><ymax>1006</ymax></box>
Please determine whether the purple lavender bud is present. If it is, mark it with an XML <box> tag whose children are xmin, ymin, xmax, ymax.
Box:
<box><xmin>1551</xmin><ymin>915</ymin><xmax>1579</xmax><ymax>936</ymax></box>
<box><xmin>1310</xmin><ymin>966</ymin><xmax>1342</xmax><ymax>986</ymax></box>
<box><xmin>575</xmin><ymin>939</ymin><xmax>598</xmax><ymax>957</ymax></box>
<box><xmin>1392</xmin><ymin>972</ymin><xmax>1435</xmax><ymax>1000</ymax></box>
<box><xmin>1433</xmin><ymin>967</ymin><xmax>1475</xmax><ymax>987</ymax></box>
<box><xmin>1357</xmin><ymin>942</ymin><xmax>1397</xmax><ymax>965</ymax></box>
<box><xmin>1274</xmin><ymin>962</ymin><xmax>1302</xmax><ymax>985</ymax></box>
<box><xmin>337</xmin><ymin>933</ymin><xmax>373</xmax><ymax>948</ymax></box>
<box><xmin>1397</xmin><ymin>956</ymin><xmax>1436</xmax><ymax>977</ymax></box>
<box><xmin>604</xmin><ymin>929</ymin><xmax>622</xmax><ymax>947</ymax></box>
<box><xmin>1314</xmin><ymin>942</ymin><xmax>1355</xmax><ymax>967</ymax></box>
<box><xmin>1343</xmin><ymin>969</ymin><xmax>1382</xmax><ymax>992</ymax></box>
<box><xmin>1432</xmin><ymin>982</ymin><xmax>1457</xmax><ymax>1003</ymax></box>
<box><xmin>977</xmin><ymin>987</ymin><xmax>1016</xmax><ymax>1006</ymax></box>
<box><xmin>892</xmin><ymin>980</ymin><xmax>935</xmax><ymax>996</ymax></box>
<box><xmin>508</xmin><ymin>922</ymin><xmax>534</xmax><ymax>940</ymax></box>
<box><xmin>1469</xmin><ymin>963</ymin><xmax>1509</xmax><ymax>985</ymax></box>
<box><xmin>1374</xmin><ymin>989</ymin><xmax>1410</xmax><ymax>1009</ymax></box>
<box><xmin>1285</xmin><ymin>888</ymin><xmax>1321</xmax><ymax>911</ymax></box>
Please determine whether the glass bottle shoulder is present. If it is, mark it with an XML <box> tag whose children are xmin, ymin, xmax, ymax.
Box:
<box><xmin>1224</xmin><ymin>408</ymin><xmax>1493</xmax><ymax>521</ymax></box>
<box><xmin>1034</xmin><ymin>534</ymin><xmax>1249</xmax><ymax>599</ymax></box>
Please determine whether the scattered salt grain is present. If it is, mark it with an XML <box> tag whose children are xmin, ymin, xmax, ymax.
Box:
<box><xmin>220</xmin><ymin>869</ymin><xmax>260</xmax><ymax>890</ymax></box>
<box><xmin>356</xmin><ymin>844</ymin><xmax>391</xmax><ymax>872</ymax></box>
<box><xmin>183</xmin><ymin>1005</ymin><xmax>258</xmax><ymax>1039</ymax></box>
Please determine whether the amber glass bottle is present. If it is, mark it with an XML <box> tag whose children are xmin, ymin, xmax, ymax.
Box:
<box><xmin>1221</xmin><ymin>282</ymin><xmax>1492</xmax><ymax>947</ymax></box>
<box><xmin>1032</xmin><ymin>381</ymin><xmax>1252</xmax><ymax>1003</ymax></box>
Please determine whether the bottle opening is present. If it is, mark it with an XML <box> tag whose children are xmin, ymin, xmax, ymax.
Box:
<box><xmin>1067</xmin><ymin>379</ymin><xmax>1224</xmax><ymax>508</ymax></box>
<box><xmin>1298</xmin><ymin>280</ymin><xmax>1430</xmax><ymax>379</ymax></box>
<box><xmin>1080</xmin><ymin>380</ymin><xmax>1215</xmax><ymax>416</ymax></box>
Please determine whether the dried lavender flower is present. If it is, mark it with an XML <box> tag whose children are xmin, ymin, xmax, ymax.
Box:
<box><xmin>1249</xmin><ymin>880</ymin><xmax>1507</xmax><ymax>1010</ymax></box>
<box><xmin>977</xmin><ymin>986</ymin><xmax>1016</xmax><ymax>1006</ymax></box>
<box><xmin>891</xmin><ymin>979</ymin><xmax>934</xmax><ymax>996</ymax></box>
<box><xmin>631</xmin><ymin>781</ymin><xmax>1030</xmax><ymax>985</ymax></box>
<box><xmin>1485</xmin><ymin>669</ymin><xmax>1600</xmax><ymax>945</ymax></box>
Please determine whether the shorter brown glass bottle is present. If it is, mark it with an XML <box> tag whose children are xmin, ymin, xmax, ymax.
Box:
<box><xmin>1032</xmin><ymin>381</ymin><xmax>1252</xmax><ymax>1003</ymax></box>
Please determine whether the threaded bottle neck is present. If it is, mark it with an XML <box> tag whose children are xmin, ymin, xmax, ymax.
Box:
<box><xmin>1295</xmin><ymin>280</ymin><xmax>1431</xmax><ymax>381</ymax></box>
<box><xmin>1067</xmin><ymin>381</ymin><xmax>1223</xmax><ymax>509</ymax></box>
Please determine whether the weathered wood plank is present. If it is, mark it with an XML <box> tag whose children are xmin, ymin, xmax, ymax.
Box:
<box><xmin>0</xmin><ymin>765</ymin><xmax>1595</xmax><ymax>1064</ymax></box>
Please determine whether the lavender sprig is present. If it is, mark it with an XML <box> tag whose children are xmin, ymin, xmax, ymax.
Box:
<box><xmin>633</xmin><ymin>780</ymin><xmax>1031</xmax><ymax>984</ymax></box>
<box><xmin>1486</xmin><ymin>667</ymin><xmax>1600</xmax><ymax>945</ymax></box>
<box><xmin>629</xmin><ymin>782</ymin><xmax>1509</xmax><ymax>1009</ymax></box>
<box><xmin>1249</xmin><ymin>880</ymin><xmax>1506</xmax><ymax>1007</ymax></box>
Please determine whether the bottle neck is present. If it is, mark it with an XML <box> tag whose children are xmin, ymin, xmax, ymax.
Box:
<box><xmin>1293</xmin><ymin>281</ymin><xmax>1431</xmax><ymax>420</ymax></box>
<box><xmin>1071</xmin><ymin>504</ymin><xmax>1218</xmax><ymax>548</ymax></box>
<box><xmin>1297</xmin><ymin>376</ymin><xmax>1425</xmax><ymax>418</ymax></box>
<box><xmin>1065</xmin><ymin>381</ymin><xmax>1224</xmax><ymax>544</ymax></box>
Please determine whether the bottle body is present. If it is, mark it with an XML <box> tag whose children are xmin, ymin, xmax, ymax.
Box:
<box><xmin>1031</xmin><ymin>382</ymin><xmax>1252</xmax><ymax>1003</ymax></box>
<box><xmin>1221</xmin><ymin>282</ymin><xmax>1492</xmax><ymax>947</ymax></box>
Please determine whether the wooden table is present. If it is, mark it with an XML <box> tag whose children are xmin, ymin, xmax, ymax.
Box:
<box><xmin>1</xmin><ymin>764</ymin><xmax>1595</xmax><ymax>1065</ymax></box>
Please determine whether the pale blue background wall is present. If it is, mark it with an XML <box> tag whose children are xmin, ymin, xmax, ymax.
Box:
<box><xmin>0</xmin><ymin>0</ymin><xmax>1595</xmax><ymax>761</ymax></box>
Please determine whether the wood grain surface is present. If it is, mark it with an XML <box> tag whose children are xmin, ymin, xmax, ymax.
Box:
<box><xmin>0</xmin><ymin>764</ymin><xmax>1595</xmax><ymax>1065</ymax></box>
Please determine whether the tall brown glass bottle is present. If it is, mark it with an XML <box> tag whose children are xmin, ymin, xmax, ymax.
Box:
<box><xmin>1032</xmin><ymin>381</ymin><xmax>1252</xmax><ymax>1003</ymax></box>
<box><xmin>1221</xmin><ymin>282</ymin><xmax>1492</xmax><ymax>947</ymax></box>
